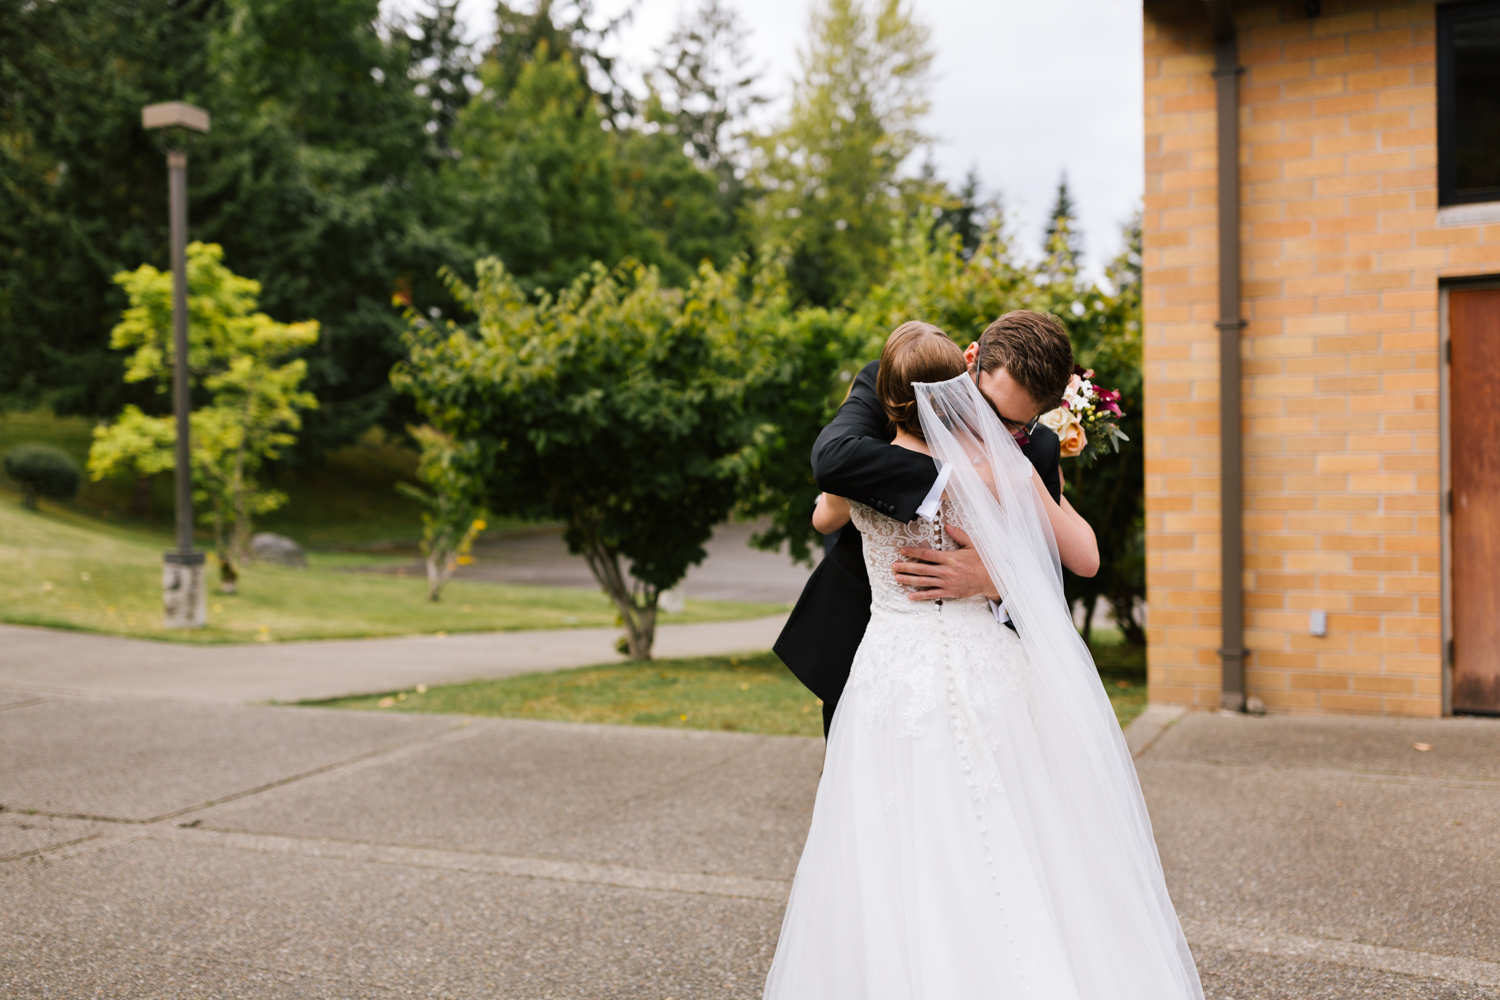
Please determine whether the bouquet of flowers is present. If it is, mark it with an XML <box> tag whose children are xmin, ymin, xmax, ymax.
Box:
<box><xmin>1036</xmin><ymin>366</ymin><xmax>1129</xmax><ymax>467</ymax></box>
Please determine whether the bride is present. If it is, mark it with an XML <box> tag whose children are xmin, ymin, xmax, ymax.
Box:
<box><xmin>763</xmin><ymin>325</ymin><xmax>1203</xmax><ymax>999</ymax></box>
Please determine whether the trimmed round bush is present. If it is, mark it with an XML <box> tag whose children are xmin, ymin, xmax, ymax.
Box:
<box><xmin>4</xmin><ymin>444</ymin><xmax>81</xmax><ymax>509</ymax></box>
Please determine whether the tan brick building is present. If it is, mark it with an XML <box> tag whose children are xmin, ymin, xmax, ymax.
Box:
<box><xmin>1142</xmin><ymin>0</ymin><xmax>1500</xmax><ymax>717</ymax></box>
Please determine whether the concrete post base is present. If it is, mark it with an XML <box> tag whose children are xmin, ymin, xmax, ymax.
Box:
<box><xmin>163</xmin><ymin>550</ymin><xmax>207</xmax><ymax>629</ymax></box>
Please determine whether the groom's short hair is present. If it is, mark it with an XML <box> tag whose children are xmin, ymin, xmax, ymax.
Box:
<box><xmin>974</xmin><ymin>311</ymin><xmax>1074</xmax><ymax>415</ymax></box>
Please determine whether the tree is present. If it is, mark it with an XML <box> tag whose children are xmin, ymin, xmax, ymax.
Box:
<box><xmin>396</xmin><ymin>425</ymin><xmax>488</xmax><ymax>601</ymax></box>
<box><xmin>400</xmin><ymin>0</ymin><xmax>479</xmax><ymax>156</ymax></box>
<box><xmin>1060</xmin><ymin>215</ymin><xmax>1144</xmax><ymax>646</ymax></box>
<box><xmin>395</xmin><ymin>256</ymin><xmax>778</xmax><ymax>658</ymax></box>
<box><xmin>932</xmin><ymin>167</ymin><xmax>998</xmax><ymax>260</ymax></box>
<box><xmin>651</xmin><ymin>0</ymin><xmax>763</xmax><ymax>210</ymax></box>
<box><xmin>195</xmin><ymin>0</ymin><xmax>448</xmax><ymax>454</ymax></box>
<box><xmin>489</xmin><ymin>0</ymin><xmax>634</xmax><ymax>127</ymax></box>
<box><xmin>88</xmin><ymin>243</ymin><xmax>318</xmax><ymax>587</ymax></box>
<box><xmin>850</xmin><ymin>215</ymin><xmax>1033</xmax><ymax>358</ymax></box>
<box><xmin>731</xmin><ymin>255</ymin><xmax>864</xmax><ymax>564</ymax></box>
<box><xmin>0</xmin><ymin>0</ymin><xmax>225</xmax><ymax>415</ymax></box>
<box><xmin>446</xmin><ymin>43</ymin><xmax>636</xmax><ymax>292</ymax></box>
<box><xmin>748</xmin><ymin>0</ymin><xmax>934</xmax><ymax>307</ymax></box>
<box><xmin>0</xmin><ymin>0</ymin><xmax>457</xmax><ymax>457</ymax></box>
<box><xmin>3</xmin><ymin>445</ymin><xmax>82</xmax><ymax>510</ymax></box>
<box><xmin>1043</xmin><ymin>173</ymin><xmax>1084</xmax><ymax>277</ymax></box>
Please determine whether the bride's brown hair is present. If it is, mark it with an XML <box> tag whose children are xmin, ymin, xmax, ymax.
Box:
<box><xmin>877</xmin><ymin>321</ymin><xmax>968</xmax><ymax>438</ymax></box>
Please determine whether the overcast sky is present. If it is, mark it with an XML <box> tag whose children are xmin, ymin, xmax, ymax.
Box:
<box><xmin>387</xmin><ymin>0</ymin><xmax>1144</xmax><ymax>276</ymax></box>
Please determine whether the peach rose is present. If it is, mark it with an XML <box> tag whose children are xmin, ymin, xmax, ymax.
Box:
<box><xmin>1058</xmin><ymin>418</ymin><xmax>1088</xmax><ymax>458</ymax></box>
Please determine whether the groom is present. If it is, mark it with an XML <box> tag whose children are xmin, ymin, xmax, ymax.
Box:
<box><xmin>775</xmin><ymin>310</ymin><xmax>1099</xmax><ymax>736</ymax></box>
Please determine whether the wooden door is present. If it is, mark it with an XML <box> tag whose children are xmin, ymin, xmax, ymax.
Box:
<box><xmin>1451</xmin><ymin>287</ymin><xmax>1500</xmax><ymax>714</ymax></box>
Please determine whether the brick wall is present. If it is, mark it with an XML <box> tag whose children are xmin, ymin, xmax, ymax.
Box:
<box><xmin>1142</xmin><ymin>0</ymin><xmax>1500</xmax><ymax>716</ymax></box>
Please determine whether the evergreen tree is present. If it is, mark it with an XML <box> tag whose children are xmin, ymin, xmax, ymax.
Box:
<box><xmin>401</xmin><ymin>0</ymin><xmax>479</xmax><ymax>155</ymax></box>
<box><xmin>749</xmin><ymin>0</ymin><xmax>934</xmax><ymax>307</ymax></box>
<box><xmin>0</xmin><ymin>0</ymin><xmax>226</xmax><ymax>415</ymax></box>
<box><xmin>489</xmin><ymin>0</ymin><xmax>633</xmax><ymax>125</ymax></box>
<box><xmin>932</xmin><ymin>166</ymin><xmax>997</xmax><ymax>259</ymax></box>
<box><xmin>1043</xmin><ymin>172</ymin><xmax>1085</xmax><ymax>275</ymax></box>
<box><xmin>651</xmin><ymin>0</ymin><xmax>763</xmax><ymax>198</ymax></box>
<box><xmin>194</xmin><ymin>0</ymin><xmax>447</xmax><ymax>453</ymax></box>
<box><xmin>445</xmin><ymin>43</ymin><xmax>636</xmax><ymax>292</ymax></box>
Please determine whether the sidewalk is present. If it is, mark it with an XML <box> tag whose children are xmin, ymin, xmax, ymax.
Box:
<box><xmin>2</xmin><ymin>680</ymin><xmax>1496</xmax><ymax>997</ymax></box>
<box><xmin>0</xmin><ymin>615</ymin><xmax>790</xmax><ymax>703</ymax></box>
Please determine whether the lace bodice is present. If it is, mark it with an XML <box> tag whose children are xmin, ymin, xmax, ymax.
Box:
<box><xmin>847</xmin><ymin>498</ymin><xmax>994</xmax><ymax>628</ymax></box>
<box><xmin>844</xmin><ymin>499</ymin><xmax>1029</xmax><ymax>749</ymax></box>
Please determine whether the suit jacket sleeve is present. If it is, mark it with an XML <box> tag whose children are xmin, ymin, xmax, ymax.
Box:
<box><xmin>811</xmin><ymin>360</ymin><xmax>939</xmax><ymax>523</ymax></box>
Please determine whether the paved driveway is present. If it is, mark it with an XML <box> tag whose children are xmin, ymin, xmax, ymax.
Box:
<box><xmin>368</xmin><ymin>520</ymin><xmax>817</xmax><ymax>605</ymax></box>
<box><xmin>2</xmin><ymin>681</ymin><xmax>1497</xmax><ymax>997</ymax></box>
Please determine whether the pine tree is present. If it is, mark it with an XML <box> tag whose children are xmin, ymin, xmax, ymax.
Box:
<box><xmin>1043</xmin><ymin>172</ymin><xmax>1085</xmax><ymax>276</ymax></box>
<box><xmin>651</xmin><ymin>0</ymin><xmax>763</xmax><ymax>198</ymax></box>
<box><xmin>933</xmin><ymin>167</ymin><xmax>998</xmax><ymax>259</ymax></box>
<box><xmin>489</xmin><ymin>0</ymin><xmax>633</xmax><ymax>125</ymax></box>
<box><xmin>750</xmin><ymin>0</ymin><xmax>934</xmax><ymax>307</ymax></box>
<box><xmin>402</xmin><ymin>0</ymin><xmax>479</xmax><ymax>155</ymax></box>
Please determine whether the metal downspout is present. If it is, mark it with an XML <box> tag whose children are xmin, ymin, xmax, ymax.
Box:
<box><xmin>1212</xmin><ymin>25</ymin><xmax>1248</xmax><ymax>710</ymax></box>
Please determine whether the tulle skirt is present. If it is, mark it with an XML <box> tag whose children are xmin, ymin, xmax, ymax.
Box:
<box><xmin>763</xmin><ymin>609</ymin><xmax>1195</xmax><ymax>999</ymax></box>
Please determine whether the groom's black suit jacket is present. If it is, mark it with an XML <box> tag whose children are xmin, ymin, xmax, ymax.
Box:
<box><xmin>773</xmin><ymin>360</ymin><xmax>1062</xmax><ymax>737</ymax></box>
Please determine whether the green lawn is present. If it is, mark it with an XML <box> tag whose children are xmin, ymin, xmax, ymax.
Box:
<box><xmin>1090</xmin><ymin>632</ymin><xmax>1148</xmax><ymax>727</ymax></box>
<box><xmin>0</xmin><ymin>408</ymin><xmax>451</xmax><ymax>548</ymax></box>
<box><xmin>310</xmin><ymin>652</ymin><xmax>826</xmax><ymax>736</ymax></box>
<box><xmin>311</xmin><ymin>646</ymin><xmax>1150</xmax><ymax>737</ymax></box>
<box><xmin>0</xmin><ymin>495</ymin><xmax>784</xmax><ymax>644</ymax></box>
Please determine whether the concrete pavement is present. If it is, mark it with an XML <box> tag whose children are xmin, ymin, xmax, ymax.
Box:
<box><xmin>0</xmin><ymin>614</ymin><xmax>789</xmax><ymax>703</ymax></box>
<box><xmin>3</xmin><ymin>683</ymin><xmax>1498</xmax><ymax>997</ymax></box>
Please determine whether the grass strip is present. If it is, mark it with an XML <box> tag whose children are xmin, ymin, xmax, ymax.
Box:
<box><xmin>308</xmin><ymin>647</ymin><xmax>1150</xmax><ymax>736</ymax></box>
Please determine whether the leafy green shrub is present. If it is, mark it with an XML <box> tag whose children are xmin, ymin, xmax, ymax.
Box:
<box><xmin>4</xmin><ymin>444</ymin><xmax>81</xmax><ymax>509</ymax></box>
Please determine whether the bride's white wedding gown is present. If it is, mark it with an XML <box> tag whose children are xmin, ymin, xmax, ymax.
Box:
<box><xmin>763</xmin><ymin>497</ymin><xmax>1203</xmax><ymax>1000</ymax></box>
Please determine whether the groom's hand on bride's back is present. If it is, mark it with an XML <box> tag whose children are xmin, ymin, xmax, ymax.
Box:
<box><xmin>892</xmin><ymin>525</ymin><xmax>1001</xmax><ymax>602</ymax></box>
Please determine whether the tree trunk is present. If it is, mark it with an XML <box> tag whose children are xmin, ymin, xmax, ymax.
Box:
<box><xmin>229</xmin><ymin>443</ymin><xmax>250</xmax><ymax>568</ymax></box>
<box><xmin>425</xmin><ymin>551</ymin><xmax>451</xmax><ymax>601</ymax></box>
<box><xmin>574</xmin><ymin>525</ymin><xmax>658</xmax><ymax>659</ymax></box>
<box><xmin>130</xmin><ymin>474</ymin><xmax>153</xmax><ymax>518</ymax></box>
<box><xmin>1081</xmin><ymin>593</ymin><xmax>1098</xmax><ymax>645</ymax></box>
<box><xmin>1111</xmin><ymin>594</ymin><xmax>1147</xmax><ymax>648</ymax></box>
<box><xmin>213</xmin><ymin>513</ymin><xmax>237</xmax><ymax>593</ymax></box>
<box><xmin>20</xmin><ymin>484</ymin><xmax>37</xmax><ymax>510</ymax></box>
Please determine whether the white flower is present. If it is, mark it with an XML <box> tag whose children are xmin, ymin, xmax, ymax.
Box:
<box><xmin>1038</xmin><ymin>407</ymin><xmax>1076</xmax><ymax>435</ymax></box>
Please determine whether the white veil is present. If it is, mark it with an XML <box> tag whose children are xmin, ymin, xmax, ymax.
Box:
<box><xmin>915</xmin><ymin>373</ymin><xmax>1204</xmax><ymax>999</ymax></box>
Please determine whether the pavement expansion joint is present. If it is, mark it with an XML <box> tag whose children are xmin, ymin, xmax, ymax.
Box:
<box><xmin>0</xmin><ymin>696</ymin><xmax>51</xmax><ymax>713</ymax></box>
<box><xmin>0</xmin><ymin>829</ymin><xmax>107</xmax><ymax>864</ymax></box>
<box><xmin>1182</xmin><ymin>919</ymin><xmax>1500</xmax><ymax>987</ymax></box>
<box><xmin>145</xmin><ymin>722</ymin><xmax>492</xmax><ymax>825</ymax></box>
<box><xmin>1125</xmin><ymin>704</ymin><xmax>1187</xmax><ymax>759</ymax></box>
<box><xmin>151</xmin><ymin>824</ymin><xmax>794</xmax><ymax>902</ymax></box>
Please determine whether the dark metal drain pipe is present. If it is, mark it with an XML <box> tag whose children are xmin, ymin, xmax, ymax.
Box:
<box><xmin>1210</xmin><ymin>11</ymin><xmax>1248</xmax><ymax>710</ymax></box>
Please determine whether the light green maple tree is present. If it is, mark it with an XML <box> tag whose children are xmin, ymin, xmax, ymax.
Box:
<box><xmin>88</xmin><ymin>243</ymin><xmax>318</xmax><ymax>586</ymax></box>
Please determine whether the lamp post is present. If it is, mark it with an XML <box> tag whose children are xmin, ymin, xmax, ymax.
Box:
<box><xmin>142</xmin><ymin>101</ymin><xmax>211</xmax><ymax>629</ymax></box>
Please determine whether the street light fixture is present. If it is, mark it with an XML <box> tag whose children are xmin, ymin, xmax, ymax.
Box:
<box><xmin>142</xmin><ymin>100</ymin><xmax>210</xmax><ymax>629</ymax></box>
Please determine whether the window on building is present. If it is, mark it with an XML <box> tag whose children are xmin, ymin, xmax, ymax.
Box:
<box><xmin>1439</xmin><ymin>1</ymin><xmax>1500</xmax><ymax>206</ymax></box>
